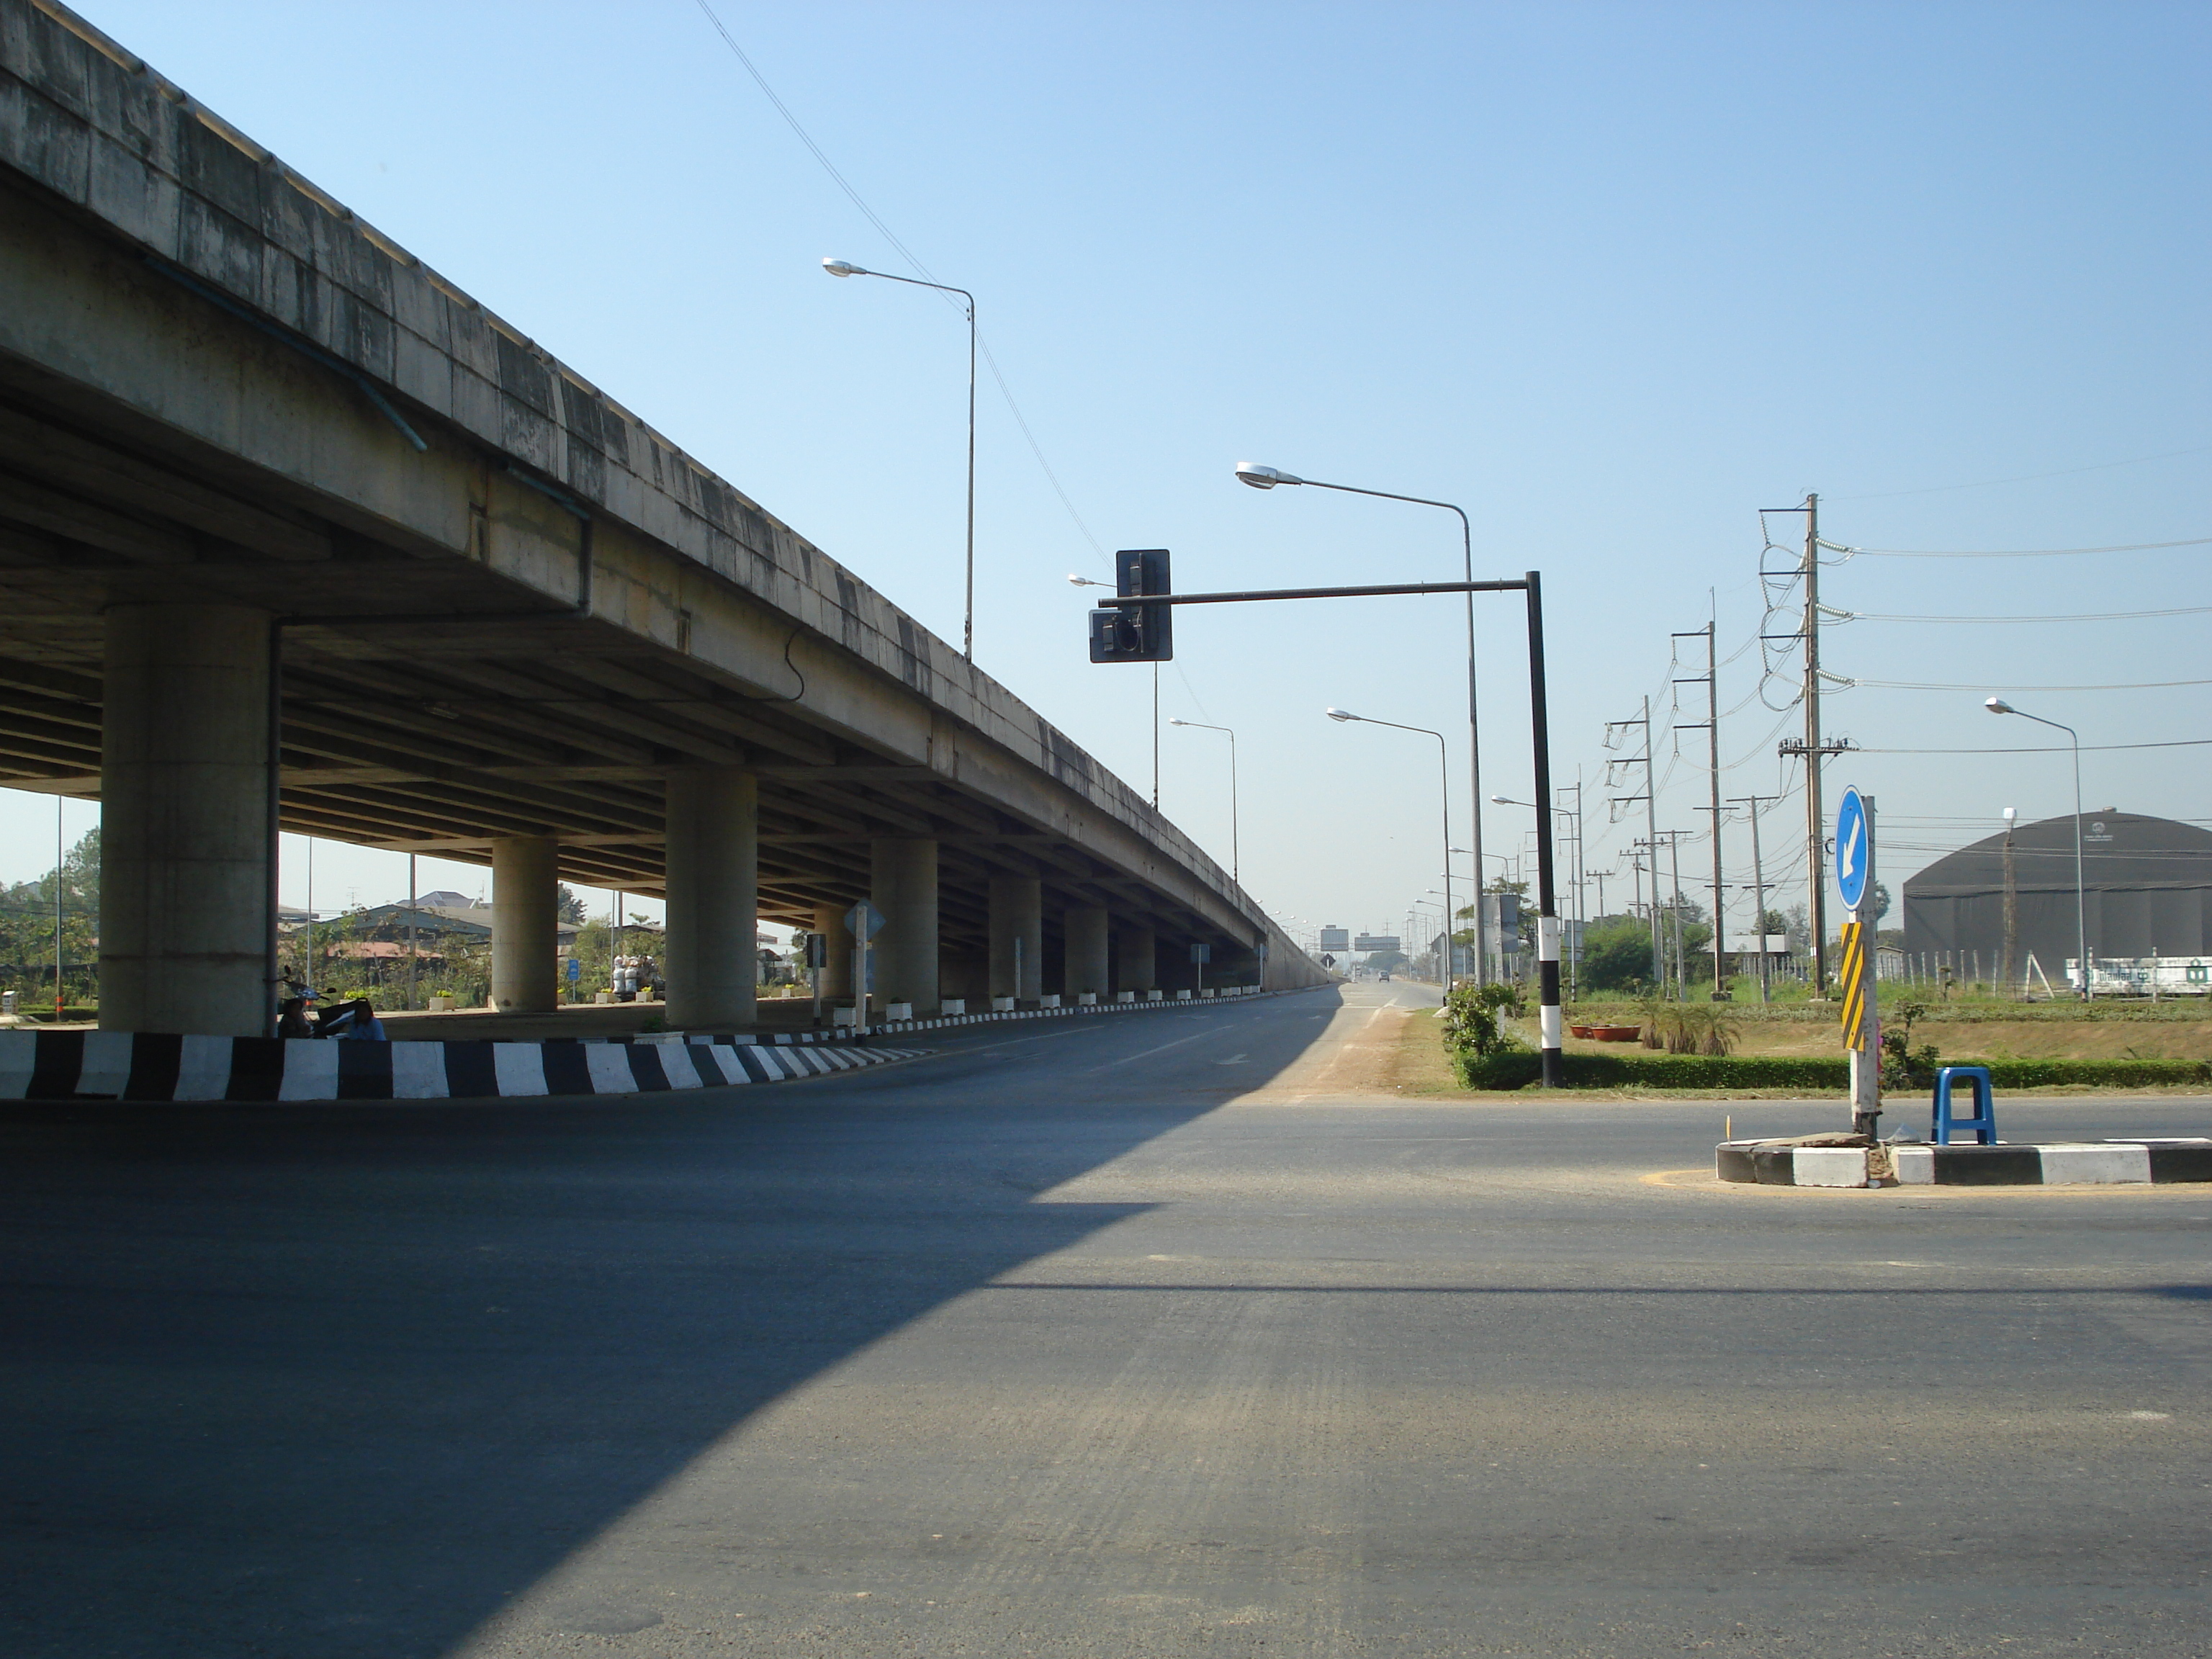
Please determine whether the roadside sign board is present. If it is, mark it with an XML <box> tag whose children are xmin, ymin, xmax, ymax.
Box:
<box><xmin>1190</xmin><ymin>942</ymin><xmax>1211</xmax><ymax>964</ymax></box>
<box><xmin>845</xmin><ymin>899</ymin><xmax>886</xmax><ymax>941</ymax></box>
<box><xmin>1835</xmin><ymin>787</ymin><xmax>1871</xmax><ymax>914</ymax></box>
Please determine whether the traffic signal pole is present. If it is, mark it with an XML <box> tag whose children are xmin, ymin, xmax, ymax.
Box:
<box><xmin>1096</xmin><ymin>571</ymin><xmax>1565</xmax><ymax>1088</ymax></box>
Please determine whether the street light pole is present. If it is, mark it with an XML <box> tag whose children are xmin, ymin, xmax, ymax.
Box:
<box><xmin>824</xmin><ymin>258</ymin><xmax>978</xmax><ymax>661</ymax></box>
<box><xmin>1328</xmin><ymin>707</ymin><xmax>1453</xmax><ymax>990</ymax></box>
<box><xmin>1238</xmin><ymin>462</ymin><xmax>1485</xmax><ymax>981</ymax></box>
<box><xmin>1167</xmin><ymin>719</ymin><xmax>1239</xmax><ymax>883</ymax></box>
<box><xmin>1986</xmin><ymin>698</ymin><xmax>2090</xmax><ymax>999</ymax></box>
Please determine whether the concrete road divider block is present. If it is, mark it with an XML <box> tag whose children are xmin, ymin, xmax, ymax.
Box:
<box><xmin>1725</xmin><ymin>1136</ymin><xmax>2212</xmax><ymax>1187</ymax></box>
<box><xmin>1792</xmin><ymin>1147</ymin><xmax>1871</xmax><ymax>1188</ymax></box>
<box><xmin>2039</xmin><ymin>1143</ymin><xmax>2150</xmax><ymax>1184</ymax></box>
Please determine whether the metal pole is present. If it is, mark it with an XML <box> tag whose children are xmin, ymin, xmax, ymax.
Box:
<box><xmin>53</xmin><ymin>794</ymin><xmax>63</xmax><ymax>1022</ymax></box>
<box><xmin>1151</xmin><ymin>662</ymin><xmax>1159</xmax><ymax>810</ymax></box>
<box><xmin>1250</xmin><ymin>480</ymin><xmax>1484</xmax><ymax>981</ymax></box>
<box><xmin>2069</xmin><ymin>727</ymin><xmax>2087</xmax><ymax>1000</ymax></box>
<box><xmin>1668</xmin><ymin>831</ymin><xmax>1687</xmax><ymax>995</ymax></box>
<box><xmin>1524</xmin><ymin>572</ymin><xmax>1563</xmax><ymax>1086</ymax></box>
<box><xmin>1642</xmin><ymin>697</ymin><xmax>1660</xmax><ymax>988</ymax></box>
<box><xmin>407</xmin><ymin>852</ymin><xmax>418</xmax><ymax>1012</ymax></box>
<box><xmin>1228</xmin><ymin>726</ymin><xmax>1239</xmax><ymax>884</ymax></box>
<box><xmin>1704</xmin><ymin>623</ymin><xmax>1725</xmax><ymax>997</ymax></box>
<box><xmin>963</xmin><ymin>295</ymin><xmax>976</xmax><ymax>662</ymax></box>
<box><xmin>2003</xmin><ymin>710</ymin><xmax>2090</xmax><ymax>998</ymax></box>
<box><xmin>1437</xmin><ymin>729</ymin><xmax>1452</xmax><ymax>992</ymax></box>
<box><xmin>2001</xmin><ymin>811</ymin><xmax>2020</xmax><ymax>997</ymax></box>
<box><xmin>838</xmin><ymin>268</ymin><xmax>979</xmax><ymax>659</ymax></box>
<box><xmin>1730</xmin><ymin>794</ymin><xmax>1776</xmax><ymax>1003</ymax></box>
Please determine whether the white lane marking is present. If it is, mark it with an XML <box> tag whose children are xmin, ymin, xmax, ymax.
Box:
<box><xmin>1215</xmin><ymin>1053</ymin><xmax>1249</xmax><ymax>1066</ymax></box>
<box><xmin>1087</xmin><ymin>1028</ymin><xmax>1217</xmax><ymax>1072</ymax></box>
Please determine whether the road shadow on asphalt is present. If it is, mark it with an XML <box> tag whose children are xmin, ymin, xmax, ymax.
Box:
<box><xmin>0</xmin><ymin>994</ymin><xmax>1342</xmax><ymax>1658</ymax></box>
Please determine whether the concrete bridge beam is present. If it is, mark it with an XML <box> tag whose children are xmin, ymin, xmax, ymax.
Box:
<box><xmin>98</xmin><ymin>603</ymin><xmax>274</xmax><ymax>1038</ymax></box>
<box><xmin>1115</xmin><ymin>927</ymin><xmax>1157</xmax><ymax>994</ymax></box>
<box><xmin>664</xmin><ymin>768</ymin><xmax>757</xmax><ymax>1031</ymax></box>
<box><xmin>1063</xmin><ymin>907</ymin><xmax>1111</xmax><ymax>1000</ymax></box>
<box><xmin>491</xmin><ymin>836</ymin><xmax>560</xmax><ymax>1013</ymax></box>
<box><xmin>989</xmin><ymin>876</ymin><xmax>1043</xmax><ymax>1004</ymax></box>
<box><xmin>871</xmin><ymin>838</ymin><xmax>939</xmax><ymax>1015</ymax></box>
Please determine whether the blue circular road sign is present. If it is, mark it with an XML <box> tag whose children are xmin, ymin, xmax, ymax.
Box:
<box><xmin>1835</xmin><ymin>787</ymin><xmax>1871</xmax><ymax>912</ymax></box>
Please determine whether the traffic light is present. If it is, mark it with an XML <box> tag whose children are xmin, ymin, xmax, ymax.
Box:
<box><xmin>1088</xmin><ymin>547</ymin><xmax>1173</xmax><ymax>662</ymax></box>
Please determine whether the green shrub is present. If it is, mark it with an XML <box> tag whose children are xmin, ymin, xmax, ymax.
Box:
<box><xmin>1443</xmin><ymin>982</ymin><xmax>1527</xmax><ymax>1058</ymax></box>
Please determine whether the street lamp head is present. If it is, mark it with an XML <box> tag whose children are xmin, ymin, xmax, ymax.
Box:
<box><xmin>2003</xmin><ymin>806</ymin><xmax>2018</xmax><ymax>825</ymax></box>
<box><xmin>1490</xmin><ymin>793</ymin><xmax>1519</xmax><ymax>806</ymax></box>
<box><xmin>821</xmin><ymin>258</ymin><xmax>866</xmax><ymax>277</ymax></box>
<box><xmin>1325</xmin><ymin>707</ymin><xmax>1359</xmax><ymax>723</ymax></box>
<box><xmin>1235</xmin><ymin>462</ymin><xmax>1301</xmax><ymax>490</ymax></box>
<box><xmin>1984</xmin><ymin>696</ymin><xmax>2016</xmax><ymax>715</ymax></box>
<box><xmin>1167</xmin><ymin>717</ymin><xmax>1191</xmax><ymax>727</ymax></box>
<box><xmin>1066</xmin><ymin>572</ymin><xmax>1108</xmax><ymax>588</ymax></box>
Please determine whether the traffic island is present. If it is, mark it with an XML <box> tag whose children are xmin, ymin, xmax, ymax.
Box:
<box><xmin>1716</xmin><ymin>1136</ymin><xmax>2212</xmax><ymax>1188</ymax></box>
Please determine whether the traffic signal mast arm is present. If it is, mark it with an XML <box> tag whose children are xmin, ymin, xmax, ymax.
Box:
<box><xmin>1099</xmin><ymin>578</ymin><xmax>1532</xmax><ymax>606</ymax></box>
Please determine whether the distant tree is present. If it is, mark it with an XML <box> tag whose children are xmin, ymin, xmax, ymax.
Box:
<box><xmin>0</xmin><ymin>826</ymin><xmax>101</xmax><ymax>1004</ymax></box>
<box><xmin>1869</xmin><ymin>881</ymin><xmax>1892</xmax><ymax>925</ymax></box>
<box><xmin>1579</xmin><ymin>916</ymin><xmax>1658</xmax><ymax>993</ymax></box>
<box><xmin>555</xmin><ymin>884</ymin><xmax>588</xmax><ymax>925</ymax></box>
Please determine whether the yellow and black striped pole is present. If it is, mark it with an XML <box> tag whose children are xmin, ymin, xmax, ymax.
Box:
<box><xmin>1838</xmin><ymin>921</ymin><xmax>1868</xmax><ymax>1049</ymax></box>
<box><xmin>1838</xmin><ymin>794</ymin><xmax>1881</xmax><ymax>1136</ymax></box>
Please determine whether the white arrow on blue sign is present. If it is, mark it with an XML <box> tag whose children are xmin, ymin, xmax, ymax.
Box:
<box><xmin>1835</xmin><ymin>786</ymin><xmax>1871</xmax><ymax>913</ymax></box>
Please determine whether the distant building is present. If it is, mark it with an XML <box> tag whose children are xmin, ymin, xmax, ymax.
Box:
<box><xmin>1902</xmin><ymin>811</ymin><xmax>2212</xmax><ymax>971</ymax></box>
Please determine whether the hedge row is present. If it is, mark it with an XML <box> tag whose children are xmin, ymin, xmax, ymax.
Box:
<box><xmin>1454</xmin><ymin>1048</ymin><xmax>2212</xmax><ymax>1092</ymax></box>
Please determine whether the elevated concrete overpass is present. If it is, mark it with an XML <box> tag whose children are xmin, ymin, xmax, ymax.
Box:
<box><xmin>0</xmin><ymin>0</ymin><xmax>1326</xmax><ymax>1035</ymax></box>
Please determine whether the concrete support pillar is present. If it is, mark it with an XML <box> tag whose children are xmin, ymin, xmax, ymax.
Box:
<box><xmin>491</xmin><ymin>835</ymin><xmax>560</xmax><ymax>1013</ymax></box>
<box><xmin>1116</xmin><ymin>926</ymin><xmax>1157</xmax><ymax>994</ymax></box>
<box><xmin>664</xmin><ymin>768</ymin><xmax>757</xmax><ymax>1030</ymax></box>
<box><xmin>813</xmin><ymin>902</ymin><xmax>855</xmax><ymax>1002</ymax></box>
<box><xmin>989</xmin><ymin>875</ymin><xmax>1043</xmax><ymax>1002</ymax></box>
<box><xmin>100</xmin><ymin>603</ymin><xmax>274</xmax><ymax>1036</ymax></box>
<box><xmin>1064</xmin><ymin>906</ymin><xmax>1111</xmax><ymax>999</ymax></box>
<box><xmin>871</xmin><ymin>838</ymin><xmax>939</xmax><ymax>1014</ymax></box>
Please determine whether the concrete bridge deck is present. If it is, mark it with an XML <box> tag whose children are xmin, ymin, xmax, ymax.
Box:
<box><xmin>0</xmin><ymin>0</ymin><xmax>1325</xmax><ymax>1035</ymax></box>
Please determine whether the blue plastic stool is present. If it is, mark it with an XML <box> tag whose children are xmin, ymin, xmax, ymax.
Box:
<box><xmin>1931</xmin><ymin>1066</ymin><xmax>1997</xmax><ymax>1145</ymax></box>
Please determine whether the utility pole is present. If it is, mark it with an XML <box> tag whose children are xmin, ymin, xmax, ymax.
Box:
<box><xmin>1666</xmin><ymin>830</ymin><xmax>1688</xmax><ymax>994</ymax></box>
<box><xmin>1675</xmin><ymin>621</ymin><xmax>1727</xmax><ymax>999</ymax></box>
<box><xmin>1606</xmin><ymin>698</ymin><xmax>1661</xmax><ymax>990</ymax></box>
<box><xmin>1799</xmin><ymin>495</ymin><xmax>1830</xmax><ymax>997</ymax></box>
<box><xmin>1729</xmin><ymin>793</ymin><xmax>1779</xmax><ymax>1003</ymax></box>
<box><xmin>1766</xmin><ymin>493</ymin><xmax>1852</xmax><ymax>997</ymax></box>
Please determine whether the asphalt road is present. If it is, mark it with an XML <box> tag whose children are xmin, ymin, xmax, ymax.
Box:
<box><xmin>1</xmin><ymin>982</ymin><xmax>2207</xmax><ymax>1658</ymax></box>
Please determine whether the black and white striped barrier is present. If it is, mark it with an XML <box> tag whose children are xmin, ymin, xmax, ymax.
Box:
<box><xmin>789</xmin><ymin>982</ymin><xmax>1290</xmax><ymax>1040</ymax></box>
<box><xmin>0</xmin><ymin>1030</ymin><xmax>927</xmax><ymax>1103</ymax></box>
<box><xmin>1717</xmin><ymin>1138</ymin><xmax>2212</xmax><ymax>1188</ymax></box>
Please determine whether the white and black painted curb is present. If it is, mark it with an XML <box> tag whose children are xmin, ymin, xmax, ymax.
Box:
<box><xmin>765</xmin><ymin>982</ymin><xmax>1294</xmax><ymax>1042</ymax></box>
<box><xmin>0</xmin><ymin>1029</ymin><xmax>928</xmax><ymax>1103</ymax></box>
<box><xmin>1717</xmin><ymin>1138</ymin><xmax>2212</xmax><ymax>1188</ymax></box>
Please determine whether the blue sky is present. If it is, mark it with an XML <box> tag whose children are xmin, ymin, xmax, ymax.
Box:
<box><xmin>10</xmin><ymin>1</ymin><xmax>2208</xmax><ymax>943</ymax></box>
